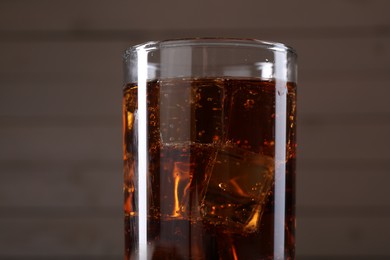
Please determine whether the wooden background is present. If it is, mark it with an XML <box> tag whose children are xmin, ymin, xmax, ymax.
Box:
<box><xmin>1</xmin><ymin>0</ymin><xmax>390</xmax><ymax>259</ymax></box>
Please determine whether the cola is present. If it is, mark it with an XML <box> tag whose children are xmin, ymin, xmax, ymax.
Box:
<box><xmin>123</xmin><ymin>78</ymin><xmax>296</xmax><ymax>259</ymax></box>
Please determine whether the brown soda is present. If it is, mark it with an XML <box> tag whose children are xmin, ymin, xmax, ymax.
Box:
<box><xmin>124</xmin><ymin>78</ymin><xmax>296</xmax><ymax>259</ymax></box>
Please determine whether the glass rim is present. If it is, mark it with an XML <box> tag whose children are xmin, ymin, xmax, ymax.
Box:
<box><xmin>124</xmin><ymin>37</ymin><xmax>297</xmax><ymax>59</ymax></box>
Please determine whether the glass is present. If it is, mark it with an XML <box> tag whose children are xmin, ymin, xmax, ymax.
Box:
<box><xmin>123</xmin><ymin>38</ymin><xmax>297</xmax><ymax>260</ymax></box>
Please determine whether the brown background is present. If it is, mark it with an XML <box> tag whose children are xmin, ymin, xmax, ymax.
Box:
<box><xmin>1</xmin><ymin>0</ymin><xmax>390</xmax><ymax>259</ymax></box>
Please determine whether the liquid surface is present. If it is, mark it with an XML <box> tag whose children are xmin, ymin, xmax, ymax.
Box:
<box><xmin>123</xmin><ymin>78</ymin><xmax>296</xmax><ymax>259</ymax></box>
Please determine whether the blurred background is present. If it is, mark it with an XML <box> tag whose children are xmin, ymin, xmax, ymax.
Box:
<box><xmin>1</xmin><ymin>0</ymin><xmax>390</xmax><ymax>259</ymax></box>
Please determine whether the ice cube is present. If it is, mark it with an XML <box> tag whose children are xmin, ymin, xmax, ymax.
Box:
<box><xmin>159</xmin><ymin>81</ymin><xmax>193</xmax><ymax>143</ymax></box>
<box><xmin>159</xmin><ymin>79</ymin><xmax>224</xmax><ymax>144</ymax></box>
<box><xmin>156</xmin><ymin>142</ymin><xmax>218</xmax><ymax>219</ymax></box>
<box><xmin>171</xmin><ymin>161</ymin><xmax>192</xmax><ymax>217</ymax></box>
<box><xmin>200</xmin><ymin>144</ymin><xmax>274</xmax><ymax>233</ymax></box>
<box><xmin>225</xmin><ymin>81</ymin><xmax>275</xmax><ymax>155</ymax></box>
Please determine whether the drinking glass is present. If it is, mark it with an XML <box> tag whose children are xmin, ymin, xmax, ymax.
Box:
<box><xmin>123</xmin><ymin>38</ymin><xmax>297</xmax><ymax>260</ymax></box>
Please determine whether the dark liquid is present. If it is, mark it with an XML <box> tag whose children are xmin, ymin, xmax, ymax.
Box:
<box><xmin>123</xmin><ymin>78</ymin><xmax>296</xmax><ymax>259</ymax></box>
